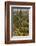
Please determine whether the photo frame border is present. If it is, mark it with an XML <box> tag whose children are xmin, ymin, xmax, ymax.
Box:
<box><xmin>5</xmin><ymin>1</ymin><xmax>35</xmax><ymax>44</ymax></box>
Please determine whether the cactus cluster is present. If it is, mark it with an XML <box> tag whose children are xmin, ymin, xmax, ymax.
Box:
<box><xmin>12</xmin><ymin>9</ymin><xmax>29</xmax><ymax>36</ymax></box>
